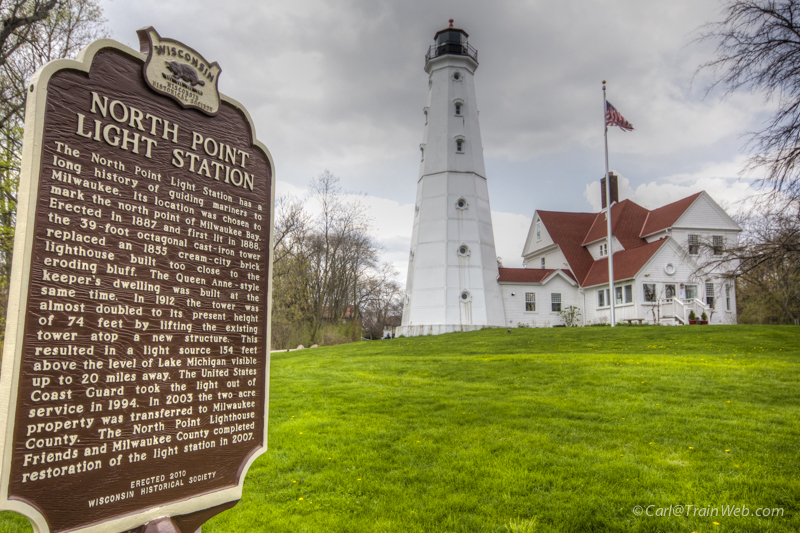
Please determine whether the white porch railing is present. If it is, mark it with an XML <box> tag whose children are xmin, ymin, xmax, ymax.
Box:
<box><xmin>655</xmin><ymin>297</ymin><xmax>711</xmax><ymax>325</ymax></box>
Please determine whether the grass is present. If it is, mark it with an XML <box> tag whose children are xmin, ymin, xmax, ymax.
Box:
<box><xmin>1</xmin><ymin>325</ymin><xmax>799</xmax><ymax>532</ymax></box>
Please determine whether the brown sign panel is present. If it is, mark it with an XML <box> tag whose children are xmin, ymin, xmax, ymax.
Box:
<box><xmin>0</xmin><ymin>31</ymin><xmax>273</xmax><ymax>533</ymax></box>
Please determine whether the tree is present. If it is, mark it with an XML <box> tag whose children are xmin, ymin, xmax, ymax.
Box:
<box><xmin>270</xmin><ymin>171</ymin><xmax>403</xmax><ymax>348</ymax></box>
<box><xmin>359</xmin><ymin>263</ymin><xmax>403</xmax><ymax>339</ymax></box>
<box><xmin>700</xmin><ymin>0</ymin><xmax>800</xmax><ymax>198</ymax></box>
<box><xmin>694</xmin><ymin>197</ymin><xmax>800</xmax><ymax>323</ymax></box>
<box><xmin>0</xmin><ymin>0</ymin><xmax>106</xmax><ymax>331</ymax></box>
<box><xmin>698</xmin><ymin>1</ymin><xmax>800</xmax><ymax>322</ymax></box>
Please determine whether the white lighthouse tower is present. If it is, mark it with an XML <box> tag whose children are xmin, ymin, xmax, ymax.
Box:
<box><xmin>398</xmin><ymin>21</ymin><xmax>506</xmax><ymax>337</ymax></box>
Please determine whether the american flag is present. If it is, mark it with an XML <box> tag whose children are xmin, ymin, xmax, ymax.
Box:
<box><xmin>605</xmin><ymin>101</ymin><xmax>634</xmax><ymax>131</ymax></box>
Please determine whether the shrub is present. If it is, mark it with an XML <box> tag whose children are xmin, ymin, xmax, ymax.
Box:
<box><xmin>558</xmin><ymin>305</ymin><xmax>582</xmax><ymax>327</ymax></box>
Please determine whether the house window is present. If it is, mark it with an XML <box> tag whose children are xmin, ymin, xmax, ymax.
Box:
<box><xmin>551</xmin><ymin>293</ymin><xmax>561</xmax><ymax>312</ymax></box>
<box><xmin>685</xmin><ymin>284</ymin><xmax>698</xmax><ymax>301</ymax></box>
<box><xmin>688</xmin><ymin>234</ymin><xmax>699</xmax><ymax>255</ymax></box>
<box><xmin>599</xmin><ymin>243</ymin><xmax>608</xmax><ymax>257</ymax></box>
<box><xmin>712</xmin><ymin>235</ymin><xmax>723</xmax><ymax>255</ymax></box>
<box><xmin>540</xmin><ymin>257</ymin><xmax>545</xmax><ymax>269</ymax></box>
<box><xmin>455</xmin><ymin>103</ymin><xmax>462</xmax><ymax>115</ymax></box>
<box><xmin>665</xmin><ymin>284</ymin><xmax>676</xmax><ymax>300</ymax></box>
<box><xmin>598</xmin><ymin>288</ymin><xmax>609</xmax><ymax>307</ymax></box>
<box><xmin>536</xmin><ymin>222</ymin><xmax>541</xmax><ymax>240</ymax></box>
<box><xmin>706</xmin><ymin>282</ymin><xmax>715</xmax><ymax>308</ymax></box>
<box><xmin>525</xmin><ymin>293</ymin><xmax>536</xmax><ymax>312</ymax></box>
<box><xmin>643</xmin><ymin>283</ymin><xmax>656</xmax><ymax>303</ymax></box>
<box><xmin>424</xmin><ymin>109</ymin><xmax>428</xmax><ymax>125</ymax></box>
<box><xmin>725</xmin><ymin>284</ymin><xmax>731</xmax><ymax>311</ymax></box>
<box><xmin>600</xmin><ymin>284</ymin><xmax>632</xmax><ymax>307</ymax></box>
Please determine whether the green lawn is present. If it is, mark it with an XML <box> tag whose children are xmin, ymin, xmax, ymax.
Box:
<box><xmin>2</xmin><ymin>325</ymin><xmax>799</xmax><ymax>532</ymax></box>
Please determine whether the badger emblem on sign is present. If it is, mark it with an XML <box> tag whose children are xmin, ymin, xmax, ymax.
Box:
<box><xmin>166</xmin><ymin>61</ymin><xmax>206</xmax><ymax>87</ymax></box>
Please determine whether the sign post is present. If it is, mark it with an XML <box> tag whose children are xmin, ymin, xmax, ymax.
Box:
<box><xmin>0</xmin><ymin>28</ymin><xmax>274</xmax><ymax>532</ymax></box>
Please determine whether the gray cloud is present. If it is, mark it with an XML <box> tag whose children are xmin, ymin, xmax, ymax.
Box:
<box><xmin>102</xmin><ymin>0</ymin><xmax>766</xmax><ymax>278</ymax></box>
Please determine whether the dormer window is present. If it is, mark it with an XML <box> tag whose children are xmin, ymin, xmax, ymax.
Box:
<box><xmin>599</xmin><ymin>243</ymin><xmax>608</xmax><ymax>257</ymax></box>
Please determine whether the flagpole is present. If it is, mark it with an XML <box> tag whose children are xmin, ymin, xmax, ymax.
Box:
<box><xmin>603</xmin><ymin>81</ymin><xmax>616</xmax><ymax>328</ymax></box>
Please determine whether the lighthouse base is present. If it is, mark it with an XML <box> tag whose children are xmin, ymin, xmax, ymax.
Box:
<box><xmin>395</xmin><ymin>324</ymin><xmax>499</xmax><ymax>338</ymax></box>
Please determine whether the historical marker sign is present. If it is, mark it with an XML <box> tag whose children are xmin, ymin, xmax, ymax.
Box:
<box><xmin>0</xmin><ymin>28</ymin><xmax>274</xmax><ymax>533</ymax></box>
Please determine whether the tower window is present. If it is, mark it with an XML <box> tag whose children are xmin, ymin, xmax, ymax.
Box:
<box><xmin>455</xmin><ymin>103</ymin><xmax>461</xmax><ymax>115</ymax></box>
<box><xmin>457</xmin><ymin>244</ymin><xmax>470</xmax><ymax>257</ymax></box>
<box><xmin>456</xmin><ymin>139</ymin><xmax>464</xmax><ymax>152</ymax></box>
<box><xmin>453</xmin><ymin>71</ymin><xmax>461</xmax><ymax>81</ymax></box>
<box><xmin>455</xmin><ymin>197</ymin><xmax>468</xmax><ymax>210</ymax></box>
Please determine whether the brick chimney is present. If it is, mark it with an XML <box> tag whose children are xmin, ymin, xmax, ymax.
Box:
<box><xmin>601</xmin><ymin>172</ymin><xmax>619</xmax><ymax>209</ymax></box>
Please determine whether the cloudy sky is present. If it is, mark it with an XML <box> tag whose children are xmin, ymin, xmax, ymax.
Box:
<box><xmin>101</xmin><ymin>0</ymin><xmax>771</xmax><ymax>279</ymax></box>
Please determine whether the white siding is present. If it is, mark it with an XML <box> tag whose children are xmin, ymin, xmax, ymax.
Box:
<box><xmin>521</xmin><ymin>212</ymin><xmax>555</xmax><ymax>257</ymax></box>
<box><xmin>586</xmin><ymin>236</ymin><xmax>625</xmax><ymax>260</ymax></box>
<box><xmin>499</xmin><ymin>276</ymin><xmax>579</xmax><ymax>327</ymax></box>
<box><xmin>675</xmin><ymin>194</ymin><xmax>740</xmax><ymax>230</ymax></box>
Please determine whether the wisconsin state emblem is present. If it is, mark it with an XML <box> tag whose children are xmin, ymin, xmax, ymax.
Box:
<box><xmin>137</xmin><ymin>26</ymin><xmax>222</xmax><ymax>115</ymax></box>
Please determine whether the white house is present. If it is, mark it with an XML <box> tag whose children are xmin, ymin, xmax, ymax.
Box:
<box><xmin>500</xmin><ymin>183</ymin><xmax>741</xmax><ymax>326</ymax></box>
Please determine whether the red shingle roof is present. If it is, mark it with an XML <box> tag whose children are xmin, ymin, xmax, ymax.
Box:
<box><xmin>537</xmin><ymin>211</ymin><xmax>597</xmax><ymax>285</ymax></box>
<box><xmin>640</xmin><ymin>192</ymin><xmax>701</xmax><ymax>237</ymax></box>
<box><xmin>582</xmin><ymin>199</ymin><xmax>650</xmax><ymax>249</ymax></box>
<box><xmin>531</xmin><ymin>192</ymin><xmax>701</xmax><ymax>287</ymax></box>
<box><xmin>581</xmin><ymin>239</ymin><xmax>669</xmax><ymax>287</ymax></box>
<box><xmin>498</xmin><ymin>268</ymin><xmax>575</xmax><ymax>283</ymax></box>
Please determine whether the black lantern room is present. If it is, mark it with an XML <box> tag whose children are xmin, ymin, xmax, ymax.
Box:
<box><xmin>425</xmin><ymin>20</ymin><xmax>478</xmax><ymax>66</ymax></box>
